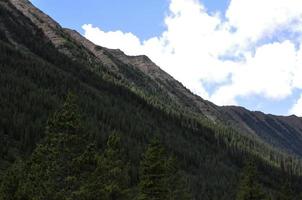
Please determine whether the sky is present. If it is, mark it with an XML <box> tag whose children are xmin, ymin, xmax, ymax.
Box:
<box><xmin>29</xmin><ymin>0</ymin><xmax>302</xmax><ymax>117</ymax></box>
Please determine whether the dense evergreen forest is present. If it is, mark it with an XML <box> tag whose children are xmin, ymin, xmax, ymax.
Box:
<box><xmin>0</xmin><ymin>93</ymin><xmax>192</xmax><ymax>200</ymax></box>
<box><xmin>1</xmin><ymin>94</ymin><xmax>300</xmax><ymax>200</ymax></box>
<box><xmin>0</xmin><ymin>0</ymin><xmax>302</xmax><ymax>199</ymax></box>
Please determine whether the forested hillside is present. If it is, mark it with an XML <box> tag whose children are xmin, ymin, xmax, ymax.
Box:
<box><xmin>9</xmin><ymin>0</ymin><xmax>302</xmax><ymax>158</ymax></box>
<box><xmin>0</xmin><ymin>0</ymin><xmax>302</xmax><ymax>199</ymax></box>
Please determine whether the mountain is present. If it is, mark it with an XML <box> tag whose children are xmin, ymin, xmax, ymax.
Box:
<box><xmin>220</xmin><ymin>106</ymin><xmax>302</xmax><ymax>156</ymax></box>
<box><xmin>0</xmin><ymin>0</ymin><xmax>302</xmax><ymax>199</ymax></box>
<box><xmin>10</xmin><ymin>0</ymin><xmax>302</xmax><ymax>159</ymax></box>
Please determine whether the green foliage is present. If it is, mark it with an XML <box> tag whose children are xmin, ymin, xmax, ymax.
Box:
<box><xmin>138</xmin><ymin>139</ymin><xmax>191</xmax><ymax>200</ymax></box>
<box><xmin>166</xmin><ymin>157</ymin><xmax>191</xmax><ymax>200</ymax></box>
<box><xmin>15</xmin><ymin>93</ymin><xmax>86</xmax><ymax>199</ymax></box>
<box><xmin>76</xmin><ymin>132</ymin><xmax>130</xmax><ymax>200</ymax></box>
<box><xmin>47</xmin><ymin>92</ymin><xmax>82</xmax><ymax>136</ymax></box>
<box><xmin>102</xmin><ymin>132</ymin><xmax>130</xmax><ymax>199</ymax></box>
<box><xmin>236</xmin><ymin>160</ymin><xmax>267</xmax><ymax>200</ymax></box>
<box><xmin>0</xmin><ymin>161</ymin><xmax>23</xmax><ymax>200</ymax></box>
<box><xmin>0</xmin><ymin>96</ymin><xmax>131</xmax><ymax>200</ymax></box>
<box><xmin>0</xmin><ymin>97</ymin><xmax>190</xmax><ymax>200</ymax></box>
<box><xmin>138</xmin><ymin>139</ymin><xmax>169</xmax><ymax>200</ymax></box>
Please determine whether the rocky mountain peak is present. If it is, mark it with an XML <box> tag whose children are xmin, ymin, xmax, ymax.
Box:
<box><xmin>10</xmin><ymin>0</ymin><xmax>65</xmax><ymax>47</ymax></box>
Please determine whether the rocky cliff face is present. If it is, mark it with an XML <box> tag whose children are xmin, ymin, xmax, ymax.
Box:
<box><xmin>10</xmin><ymin>0</ymin><xmax>64</xmax><ymax>47</ymax></box>
<box><xmin>9</xmin><ymin>0</ymin><xmax>302</xmax><ymax>156</ymax></box>
<box><xmin>63</xmin><ymin>29</ymin><xmax>119</xmax><ymax>71</ymax></box>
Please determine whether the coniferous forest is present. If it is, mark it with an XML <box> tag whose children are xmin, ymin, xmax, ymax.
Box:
<box><xmin>0</xmin><ymin>93</ymin><xmax>191</xmax><ymax>200</ymax></box>
<box><xmin>0</xmin><ymin>0</ymin><xmax>302</xmax><ymax>199</ymax></box>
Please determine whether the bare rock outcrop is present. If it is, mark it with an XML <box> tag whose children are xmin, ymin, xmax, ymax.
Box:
<box><xmin>10</xmin><ymin>0</ymin><xmax>66</xmax><ymax>47</ymax></box>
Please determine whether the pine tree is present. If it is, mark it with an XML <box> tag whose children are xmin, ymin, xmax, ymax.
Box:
<box><xmin>138</xmin><ymin>139</ymin><xmax>191</xmax><ymax>200</ymax></box>
<box><xmin>102</xmin><ymin>131</ymin><xmax>130</xmax><ymax>200</ymax></box>
<box><xmin>138</xmin><ymin>139</ymin><xmax>169</xmax><ymax>200</ymax></box>
<box><xmin>236</xmin><ymin>159</ymin><xmax>266</xmax><ymax>200</ymax></box>
<box><xmin>166</xmin><ymin>156</ymin><xmax>191</xmax><ymax>200</ymax></box>
<box><xmin>16</xmin><ymin>92</ymin><xmax>86</xmax><ymax>199</ymax></box>
<box><xmin>76</xmin><ymin>131</ymin><xmax>130</xmax><ymax>200</ymax></box>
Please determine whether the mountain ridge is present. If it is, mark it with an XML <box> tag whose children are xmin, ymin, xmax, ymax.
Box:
<box><xmin>9</xmin><ymin>0</ymin><xmax>302</xmax><ymax>157</ymax></box>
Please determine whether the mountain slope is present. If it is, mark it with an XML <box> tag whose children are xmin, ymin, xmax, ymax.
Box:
<box><xmin>69</xmin><ymin>23</ymin><xmax>302</xmax><ymax>158</ymax></box>
<box><xmin>1</xmin><ymin>0</ymin><xmax>302</xmax><ymax>199</ymax></box>
<box><xmin>11</xmin><ymin>0</ymin><xmax>302</xmax><ymax>158</ymax></box>
<box><xmin>100</xmin><ymin>45</ymin><xmax>302</xmax><ymax>157</ymax></box>
<box><xmin>220</xmin><ymin>106</ymin><xmax>302</xmax><ymax>156</ymax></box>
<box><xmin>9</xmin><ymin>0</ymin><xmax>302</xmax><ymax>159</ymax></box>
<box><xmin>0</xmin><ymin>1</ymin><xmax>245</xmax><ymax>199</ymax></box>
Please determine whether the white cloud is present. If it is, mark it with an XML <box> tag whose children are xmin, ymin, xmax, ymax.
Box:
<box><xmin>82</xmin><ymin>24</ymin><xmax>143</xmax><ymax>54</ymax></box>
<box><xmin>292</xmin><ymin>44</ymin><xmax>302</xmax><ymax>89</ymax></box>
<box><xmin>289</xmin><ymin>94</ymin><xmax>302</xmax><ymax>116</ymax></box>
<box><xmin>82</xmin><ymin>0</ymin><xmax>302</xmax><ymax>115</ymax></box>
<box><xmin>226</xmin><ymin>0</ymin><xmax>302</xmax><ymax>46</ymax></box>
<box><xmin>211</xmin><ymin>41</ymin><xmax>298</xmax><ymax>105</ymax></box>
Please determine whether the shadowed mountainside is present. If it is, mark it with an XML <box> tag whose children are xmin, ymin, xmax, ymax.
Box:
<box><xmin>1</xmin><ymin>0</ymin><xmax>302</xmax><ymax>198</ymax></box>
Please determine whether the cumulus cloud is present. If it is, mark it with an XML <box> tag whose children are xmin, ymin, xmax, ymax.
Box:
<box><xmin>212</xmin><ymin>41</ymin><xmax>298</xmax><ymax>105</ymax></box>
<box><xmin>82</xmin><ymin>0</ymin><xmax>302</xmax><ymax>116</ymax></box>
<box><xmin>289</xmin><ymin>95</ymin><xmax>302</xmax><ymax>116</ymax></box>
<box><xmin>226</xmin><ymin>0</ymin><xmax>302</xmax><ymax>45</ymax></box>
<box><xmin>82</xmin><ymin>24</ymin><xmax>143</xmax><ymax>54</ymax></box>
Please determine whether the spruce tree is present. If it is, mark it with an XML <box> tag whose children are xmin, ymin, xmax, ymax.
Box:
<box><xmin>166</xmin><ymin>156</ymin><xmax>191</xmax><ymax>200</ymax></box>
<box><xmin>138</xmin><ymin>139</ymin><xmax>191</xmax><ymax>200</ymax></box>
<box><xmin>16</xmin><ymin>92</ymin><xmax>86</xmax><ymax>199</ymax></box>
<box><xmin>101</xmin><ymin>131</ymin><xmax>130</xmax><ymax>200</ymax></box>
<box><xmin>236</xmin><ymin>159</ymin><xmax>266</xmax><ymax>200</ymax></box>
<box><xmin>76</xmin><ymin>131</ymin><xmax>130</xmax><ymax>200</ymax></box>
<box><xmin>138</xmin><ymin>139</ymin><xmax>169</xmax><ymax>200</ymax></box>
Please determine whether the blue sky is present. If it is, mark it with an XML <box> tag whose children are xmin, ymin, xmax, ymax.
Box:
<box><xmin>30</xmin><ymin>0</ymin><xmax>170</xmax><ymax>40</ymax></box>
<box><xmin>30</xmin><ymin>0</ymin><xmax>230</xmax><ymax>39</ymax></box>
<box><xmin>29</xmin><ymin>0</ymin><xmax>302</xmax><ymax>116</ymax></box>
